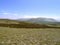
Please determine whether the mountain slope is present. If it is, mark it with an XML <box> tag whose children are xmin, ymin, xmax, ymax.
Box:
<box><xmin>0</xmin><ymin>18</ymin><xmax>60</xmax><ymax>28</ymax></box>
<box><xmin>0</xmin><ymin>19</ymin><xmax>50</xmax><ymax>28</ymax></box>
<box><xmin>18</xmin><ymin>17</ymin><xmax>58</xmax><ymax>24</ymax></box>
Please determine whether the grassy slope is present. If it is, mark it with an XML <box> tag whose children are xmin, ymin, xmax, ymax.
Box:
<box><xmin>0</xmin><ymin>19</ymin><xmax>60</xmax><ymax>28</ymax></box>
<box><xmin>0</xmin><ymin>19</ymin><xmax>50</xmax><ymax>28</ymax></box>
<box><xmin>0</xmin><ymin>27</ymin><xmax>60</xmax><ymax>45</ymax></box>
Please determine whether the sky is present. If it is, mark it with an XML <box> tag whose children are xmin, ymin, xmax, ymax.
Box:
<box><xmin>0</xmin><ymin>0</ymin><xmax>60</xmax><ymax>19</ymax></box>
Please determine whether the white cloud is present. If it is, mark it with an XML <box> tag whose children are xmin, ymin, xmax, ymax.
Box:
<box><xmin>0</xmin><ymin>12</ymin><xmax>19</xmax><ymax>19</ymax></box>
<box><xmin>23</xmin><ymin>15</ymin><xmax>39</xmax><ymax>18</ymax></box>
<box><xmin>21</xmin><ymin>15</ymin><xmax>60</xmax><ymax>20</ymax></box>
<box><xmin>2</xmin><ymin>12</ymin><xmax>10</xmax><ymax>15</ymax></box>
<box><xmin>1</xmin><ymin>12</ymin><xmax>18</xmax><ymax>16</ymax></box>
<box><xmin>0</xmin><ymin>12</ymin><xmax>60</xmax><ymax>20</ymax></box>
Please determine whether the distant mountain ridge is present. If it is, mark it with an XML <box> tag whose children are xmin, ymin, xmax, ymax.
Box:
<box><xmin>17</xmin><ymin>17</ymin><xmax>60</xmax><ymax>24</ymax></box>
<box><xmin>0</xmin><ymin>18</ymin><xmax>60</xmax><ymax>28</ymax></box>
<box><xmin>0</xmin><ymin>19</ymin><xmax>51</xmax><ymax>28</ymax></box>
<box><xmin>18</xmin><ymin>17</ymin><xmax>58</xmax><ymax>21</ymax></box>
<box><xmin>27</xmin><ymin>18</ymin><xmax>57</xmax><ymax>22</ymax></box>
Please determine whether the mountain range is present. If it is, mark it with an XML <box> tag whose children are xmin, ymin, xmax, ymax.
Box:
<box><xmin>17</xmin><ymin>17</ymin><xmax>60</xmax><ymax>24</ymax></box>
<box><xmin>0</xmin><ymin>17</ymin><xmax>60</xmax><ymax>28</ymax></box>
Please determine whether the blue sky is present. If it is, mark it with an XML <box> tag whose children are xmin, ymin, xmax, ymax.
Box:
<box><xmin>0</xmin><ymin>0</ymin><xmax>60</xmax><ymax>19</ymax></box>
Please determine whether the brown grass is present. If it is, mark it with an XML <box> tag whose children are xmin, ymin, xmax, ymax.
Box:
<box><xmin>0</xmin><ymin>27</ymin><xmax>60</xmax><ymax>45</ymax></box>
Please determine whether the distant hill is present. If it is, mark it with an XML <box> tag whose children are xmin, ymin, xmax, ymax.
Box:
<box><xmin>0</xmin><ymin>19</ymin><xmax>19</xmax><ymax>24</ymax></box>
<box><xmin>26</xmin><ymin>18</ymin><xmax>57</xmax><ymax>23</ymax></box>
<box><xmin>17</xmin><ymin>17</ymin><xmax>60</xmax><ymax>27</ymax></box>
<box><xmin>0</xmin><ymin>18</ymin><xmax>60</xmax><ymax>28</ymax></box>
<box><xmin>17</xmin><ymin>17</ymin><xmax>60</xmax><ymax>24</ymax></box>
<box><xmin>17</xmin><ymin>18</ymin><xmax>30</xmax><ymax>21</ymax></box>
<box><xmin>0</xmin><ymin>19</ymin><xmax>50</xmax><ymax>28</ymax></box>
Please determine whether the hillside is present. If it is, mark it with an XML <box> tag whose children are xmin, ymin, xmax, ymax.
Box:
<box><xmin>17</xmin><ymin>18</ymin><xmax>60</xmax><ymax>27</ymax></box>
<box><xmin>0</xmin><ymin>19</ymin><xmax>49</xmax><ymax>28</ymax></box>
<box><xmin>17</xmin><ymin>17</ymin><xmax>59</xmax><ymax>24</ymax></box>
<box><xmin>0</xmin><ymin>19</ymin><xmax>60</xmax><ymax>28</ymax></box>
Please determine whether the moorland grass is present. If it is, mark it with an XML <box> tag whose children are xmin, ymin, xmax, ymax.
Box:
<box><xmin>0</xmin><ymin>27</ymin><xmax>60</xmax><ymax>45</ymax></box>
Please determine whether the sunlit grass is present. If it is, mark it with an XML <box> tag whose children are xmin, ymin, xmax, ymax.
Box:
<box><xmin>0</xmin><ymin>27</ymin><xmax>60</xmax><ymax>45</ymax></box>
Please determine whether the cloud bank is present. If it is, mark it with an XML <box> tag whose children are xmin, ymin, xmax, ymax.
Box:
<box><xmin>0</xmin><ymin>12</ymin><xmax>60</xmax><ymax>20</ymax></box>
